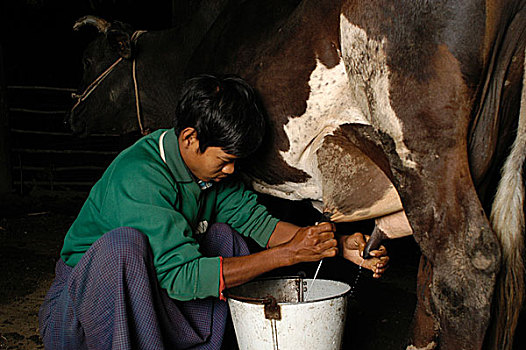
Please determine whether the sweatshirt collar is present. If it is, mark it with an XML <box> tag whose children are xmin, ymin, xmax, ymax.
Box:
<box><xmin>159</xmin><ymin>128</ymin><xmax>193</xmax><ymax>183</ymax></box>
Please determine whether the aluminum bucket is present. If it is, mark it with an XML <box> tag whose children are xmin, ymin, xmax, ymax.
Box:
<box><xmin>226</xmin><ymin>277</ymin><xmax>350</xmax><ymax>350</ymax></box>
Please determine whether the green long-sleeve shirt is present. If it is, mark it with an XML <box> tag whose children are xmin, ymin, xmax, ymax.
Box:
<box><xmin>61</xmin><ymin>128</ymin><xmax>279</xmax><ymax>301</ymax></box>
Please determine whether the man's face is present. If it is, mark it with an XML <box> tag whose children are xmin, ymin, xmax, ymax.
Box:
<box><xmin>178</xmin><ymin>127</ymin><xmax>239</xmax><ymax>182</ymax></box>
<box><xmin>187</xmin><ymin>146</ymin><xmax>238</xmax><ymax>183</ymax></box>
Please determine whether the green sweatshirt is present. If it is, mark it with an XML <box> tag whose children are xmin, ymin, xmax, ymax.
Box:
<box><xmin>60</xmin><ymin>128</ymin><xmax>279</xmax><ymax>301</ymax></box>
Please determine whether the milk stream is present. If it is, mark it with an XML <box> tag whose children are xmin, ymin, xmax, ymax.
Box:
<box><xmin>348</xmin><ymin>261</ymin><xmax>364</xmax><ymax>299</ymax></box>
<box><xmin>304</xmin><ymin>259</ymin><xmax>323</xmax><ymax>301</ymax></box>
<box><xmin>305</xmin><ymin>260</ymin><xmax>364</xmax><ymax>302</ymax></box>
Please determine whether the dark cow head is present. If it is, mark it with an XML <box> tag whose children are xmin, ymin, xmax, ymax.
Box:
<box><xmin>69</xmin><ymin>16</ymin><xmax>139</xmax><ymax>136</ymax></box>
<box><xmin>69</xmin><ymin>2</ymin><xmax>251</xmax><ymax>137</ymax></box>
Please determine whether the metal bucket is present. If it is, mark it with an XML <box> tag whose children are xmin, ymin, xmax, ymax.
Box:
<box><xmin>226</xmin><ymin>277</ymin><xmax>350</xmax><ymax>350</ymax></box>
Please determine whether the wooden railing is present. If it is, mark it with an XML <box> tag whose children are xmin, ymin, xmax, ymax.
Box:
<box><xmin>7</xmin><ymin>85</ymin><xmax>128</xmax><ymax>193</ymax></box>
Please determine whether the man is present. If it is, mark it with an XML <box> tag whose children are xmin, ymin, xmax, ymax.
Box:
<box><xmin>39</xmin><ymin>74</ymin><xmax>389</xmax><ymax>349</ymax></box>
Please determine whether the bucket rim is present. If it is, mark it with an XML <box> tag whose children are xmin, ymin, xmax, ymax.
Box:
<box><xmin>224</xmin><ymin>276</ymin><xmax>351</xmax><ymax>305</ymax></box>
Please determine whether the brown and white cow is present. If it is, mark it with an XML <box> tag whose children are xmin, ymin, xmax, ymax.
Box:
<box><xmin>69</xmin><ymin>0</ymin><xmax>526</xmax><ymax>348</ymax></box>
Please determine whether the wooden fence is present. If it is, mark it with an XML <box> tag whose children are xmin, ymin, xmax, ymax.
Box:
<box><xmin>0</xmin><ymin>44</ymin><xmax>10</xmax><ymax>195</ymax></box>
<box><xmin>6</xmin><ymin>85</ymin><xmax>129</xmax><ymax>193</ymax></box>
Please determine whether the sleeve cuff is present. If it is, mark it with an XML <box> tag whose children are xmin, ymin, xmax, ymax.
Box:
<box><xmin>259</xmin><ymin>217</ymin><xmax>280</xmax><ymax>248</ymax></box>
<box><xmin>219</xmin><ymin>256</ymin><xmax>226</xmax><ymax>301</ymax></box>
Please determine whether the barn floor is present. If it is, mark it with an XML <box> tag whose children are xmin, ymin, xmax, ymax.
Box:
<box><xmin>1</xmin><ymin>189</ymin><xmax>421</xmax><ymax>349</ymax></box>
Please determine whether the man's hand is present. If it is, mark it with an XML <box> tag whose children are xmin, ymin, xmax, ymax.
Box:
<box><xmin>223</xmin><ymin>222</ymin><xmax>337</xmax><ymax>289</ymax></box>
<box><xmin>339</xmin><ymin>233</ymin><xmax>389</xmax><ymax>278</ymax></box>
<box><xmin>284</xmin><ymin>222</ymin><xmax>338</xmax><ymax>265</ymax></box>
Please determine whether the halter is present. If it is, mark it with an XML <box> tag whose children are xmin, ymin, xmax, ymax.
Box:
<box><xmin>71</xmin><ymin>30</ymin><xmax>149</xmax><ymax>135</ymax></box>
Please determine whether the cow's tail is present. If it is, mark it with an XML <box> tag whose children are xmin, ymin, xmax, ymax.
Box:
<box><xmin>488</xmin><ymin>46</ymin><xmax>526</xmax><ymax>350</ymax></box>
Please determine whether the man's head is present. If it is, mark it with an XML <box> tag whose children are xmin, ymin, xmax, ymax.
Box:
<box><xmin>174</xmin><ymin>74</ymin><xmax>266</xmax><ymax>182</ymax></box>
<box><xmin>174</xmin><ymin>74</ymin><xmax>266</xmax><ymax>158</ymax></box>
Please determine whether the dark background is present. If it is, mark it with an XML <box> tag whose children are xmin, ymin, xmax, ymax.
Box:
<box><xmin>0</xmin><ymin>0</ymin><xmax>181</xmax><ymax>197</ymax></box>
<box><xmin>0</xmin><ymin>0</ymin><xmax>173</xmax><ymax>87</ymax></box>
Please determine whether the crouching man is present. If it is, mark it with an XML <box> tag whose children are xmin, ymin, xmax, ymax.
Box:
<box><xmin>39</xmin><ymin>74</ymin><xmax>389</xmax><ymax>349</ymax></box>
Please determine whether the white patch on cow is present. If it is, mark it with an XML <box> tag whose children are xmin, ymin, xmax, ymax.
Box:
<box><xmin>339</xmin><ymin>15</ymin><xmax>417</xmax><ymax>169</ymax></box>
<box><xmin>254</xmin><ymin>16</ymin><xmax>417</xmax><ymax>208</ymax></box>
<box><xmin>252</xmin><ymin>58</ymin><xmax>369</xmax><ymax>202</ymax></box>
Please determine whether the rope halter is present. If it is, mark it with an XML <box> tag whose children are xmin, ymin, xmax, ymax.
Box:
<box><xmin>71</xmin><ymin>30</ymin><xmax>149</xmax><ymax>135</ymax></box>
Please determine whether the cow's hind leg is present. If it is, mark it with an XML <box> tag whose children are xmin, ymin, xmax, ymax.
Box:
<box><xmin>385</xmin><ymin>46</ymin><xmax>502</xmax><ymax>349</ymax></box>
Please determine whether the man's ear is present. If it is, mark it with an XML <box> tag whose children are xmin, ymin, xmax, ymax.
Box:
<box><xmin>180</xmin><ymin>127</ymin><xmax>200</xmax><ymax>150</ymax></box>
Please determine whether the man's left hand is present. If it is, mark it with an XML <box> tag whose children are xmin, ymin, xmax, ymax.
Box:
<box><xmin>339</xmin><ymin>233</ymin><xmax>389</xmax><ymax>278</ymax></box>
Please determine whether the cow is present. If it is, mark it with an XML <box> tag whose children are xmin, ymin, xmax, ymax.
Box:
<box><xmin>68</xmin><ymin>0</ymin><xmax>526</xmax><ymax>349</ymax></box>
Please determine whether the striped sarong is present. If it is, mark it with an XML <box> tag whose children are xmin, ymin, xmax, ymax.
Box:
<box><xmin>39</xmin><ymin>224</ymin><xmax>249</xmax><ymax>349</ymax></box>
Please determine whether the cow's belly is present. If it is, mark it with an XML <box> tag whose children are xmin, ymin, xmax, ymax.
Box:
<box><xmin>252</xmin><ymin>56</ymin><xmax>403</xmax><ymax>221</ymax></box>
<box><xmin>251</xmin><ymin>59</ymin><xmax>365</xmax><ymax>202</ymax></box>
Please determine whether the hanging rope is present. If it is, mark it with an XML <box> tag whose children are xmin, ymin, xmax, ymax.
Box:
<box><xmin>131</xmin><ymin>30</ymin><xmax>148</xmax><ymax>135</ymax></box>
<box><xmin>71</xmin><ymin>30</ymin><xmax>149</xmax><ymax>135</ymax></box>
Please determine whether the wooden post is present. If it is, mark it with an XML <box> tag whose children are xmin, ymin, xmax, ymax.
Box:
<box><xmin>0</xmin><ymin>44</ymin><xmax>12</xmax><ymax>194</ymax></box>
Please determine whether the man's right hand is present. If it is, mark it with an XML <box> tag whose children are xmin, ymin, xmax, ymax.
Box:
<box><xmin>223</xmin><ymin>222</ymin><xmax>337</xmax><ymax>289</ymax></box>
<box><xmin>284</xmin><ymin>222</ymin><xmax>338</xmax><ymax>264</ymax></box>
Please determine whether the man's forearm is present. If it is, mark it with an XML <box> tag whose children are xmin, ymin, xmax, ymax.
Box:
<box><xmin>222</xmin><ymin>245</ymin><xmax>293</xmax><ymax>288</ymax></box>
<box><xmin>266</xmin><ymin>221</ymin><xmax>300</xmax><ymax>248</ymax></box>
<box><xmin>222</xmin><ymin>221</ymin><xmax>299</xmax><ymax>289</ymax></box>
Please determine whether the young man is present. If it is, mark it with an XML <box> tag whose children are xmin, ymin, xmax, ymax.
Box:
<box><xmin>39</xmin><ymin>75</ymin><xmax>388</xmax><ymax>349</ymax></box>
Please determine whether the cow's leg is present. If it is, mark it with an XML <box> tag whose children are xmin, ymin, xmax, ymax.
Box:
<box><xmin>338</xmin><ymin>8</ymin><xmax>500</xmax><ymax>344</ymax></box>
<box><xmin>383</xmin><ymin>46</ymin><xmax>501</xmax><ymax>349</ymax></box>
<box><xmin>402</xmin><ymin>163</ymin><xmax>500</xmax><ymax>350</ymax></box>
<box><xmin>408</xmin><ymin>255</ymin><xmax>438</xmax><ymax>350</ymax></box>
<box><xmin>317</xmin><ymin>109</ymin><xmax>499</xmax><ymax>349</ymax></box>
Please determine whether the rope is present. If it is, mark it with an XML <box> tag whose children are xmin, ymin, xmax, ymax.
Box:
<box><xmin>71</xmin><ymin>57</ymin><xmax>123</xmax><ymax>112</ymax></box>
<box><xmin>71</xmin><ymin>30</ymin><xmax>149</xmax><ymax>135</ymax></box>
<box><xmin>130</xmin><ymin>30</ymin><xmax>148</xmax><ymax>135</ymax></box>
<box><xmin>132</xmin><ymin>59</ymin><xmax>146</xmax><ymax>135</ymax></box>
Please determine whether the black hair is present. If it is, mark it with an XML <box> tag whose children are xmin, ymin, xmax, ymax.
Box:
<box><xmin>173</xmin><ymin>74</ymin><xmax>266</xmax><ymax>158</ymax></box>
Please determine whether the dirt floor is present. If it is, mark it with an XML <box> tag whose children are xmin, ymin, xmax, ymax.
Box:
<box><xmin>0</xmin><ymin>189</ymin><xmax>421</xmax><ymax>349</ymax></box>
<box><xmin>0</xmin><ymin>190</ymin><xmax>86</xmax><ymax>349</ymax></box>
